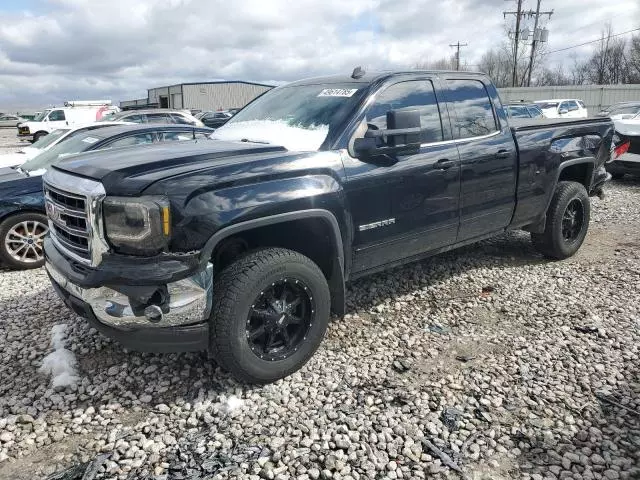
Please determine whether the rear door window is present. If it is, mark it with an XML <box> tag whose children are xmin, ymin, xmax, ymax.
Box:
<box><xmin>146</xmin><ymin>113</ymin><xmax>174</xmax><ymax>124</ymax></box>
<box><xmin>567</xmin><ymin>101</ymin><xmax>579</xmax><ymax>112</ymax></box>
<box><xmin>101</xmin><ymin>133</ymin><xmax>155</xmax><ymax>148</ymax></box>
<box><xmin>527</xmin><ymin>106</ymin><xmax>543</xmax><ymax>118</ymax></box>
<box><xmin>447</xmin><ymin>80</ymin><xmax>498</xmax><ymax>139</ymax></box>
<box><xmin>123</xmin><ymin>114</ymin><xmax>144</xmax><ymax>123</ymax></box>
<box><xmin>508</xmin><ymin>106</ymin><xmax>529</xmax><ymax>118</ymax></box>
<box><xmin>170</xmin><ymin>114</ymin><xmax>193</xmax><ymax>125</ymax></box>
<box><xmin>366</xmin><ymin>80</ymin><xmax>444</xmax><ymax>143</ymax></box>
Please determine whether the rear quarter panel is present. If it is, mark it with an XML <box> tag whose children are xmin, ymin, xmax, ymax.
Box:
<box><xmin>510</xmin><ymin>118</ymin><xmax>614</xmax><ymax>227</ymax></box>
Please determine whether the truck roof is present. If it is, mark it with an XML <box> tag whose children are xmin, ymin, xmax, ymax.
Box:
<box><xmin>287</xmin><ymin>70</ymin><xmax>486</xmax><ymax>87</ymax></box>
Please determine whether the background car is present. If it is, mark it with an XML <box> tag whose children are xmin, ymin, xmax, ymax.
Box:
<box><xmin>596</xmin><ymin>101</ymin><xmax>640</xmax><ymax>117</ymax></box>
<box><xmin>506</xmin><ymin>103</ymin><xmax>545</xmax><ymax>119</ymax></box>
<box><xmin>0</xmin><ymin>123</ymin><xmax>213</xmax><ymax>269</ymax></box>
<box><xmin>601</xmin><ymin>103</ymin><xmax>640</xmax><ymax>120</ymax></box>
<box><xmin>0</xmin><ymin>122</ymin><xmax>128</xmax><ymax>169</ymax></box>
<box><xmin>102</xmin><ymin>109</ymin><xmax>205</xmax><ymax>127</ymax></box>
<box><xmin>0</xmin><ymin>114</ymin><xmax>27</xmax><ymax>127</ymax></box>
<box><xmin>607</xmin><ymin>119</ymin><xmax>640</xmax><ymax>179</ymax></box>
<box><xmin>534</xmin><ymin>99</ymin><xmax>588</xmax><ymax>119</ymax></box>
<box><xmin>200</xmin><ymin>111</ymin><xmax>233</xmax><ymax>128</ymax></box>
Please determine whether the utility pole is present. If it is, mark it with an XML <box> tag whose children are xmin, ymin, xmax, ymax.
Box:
<box><xmin>526</xmin><ymin>0</ymin><xmax>553</xmax><ymax>86</ymax></box>
<box><xmin>504</xmin><ymin>0</ymin><xmax>525</xmax><ymax>87</ymax></box>
<box><xmin>449</xmin><ymin>41</ymin><xmax>468</xmax><ymax>70</ymax></box>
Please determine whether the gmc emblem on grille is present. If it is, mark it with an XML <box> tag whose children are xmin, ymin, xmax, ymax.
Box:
<box><xmin>46</xmin><ymin>201</ymin><xmax>60</xmax><ymax>223</ymax></box>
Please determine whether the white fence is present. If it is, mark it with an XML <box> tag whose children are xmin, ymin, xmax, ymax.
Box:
<box><xmin>498</xmin><ymin>85</ymin><xmax>640</xmax><ymax>113</ymax></box>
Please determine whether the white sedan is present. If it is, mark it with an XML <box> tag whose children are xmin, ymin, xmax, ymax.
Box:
<box><xmin>0</xmin><ymin>122</ymin><xmax>128</xmax><ymax>169</ymax></box>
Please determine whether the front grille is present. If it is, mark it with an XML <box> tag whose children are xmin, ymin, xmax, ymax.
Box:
<box><xmin>44</xmin><ymin>184</ymin><xmax>91</xmax><ymax>261</ymax></box>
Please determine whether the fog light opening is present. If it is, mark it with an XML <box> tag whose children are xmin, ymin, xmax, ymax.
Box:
<box><xmin>144</xmin><ymin>305</ymin><xmax>164</xmax><ymax>323</ymax></box>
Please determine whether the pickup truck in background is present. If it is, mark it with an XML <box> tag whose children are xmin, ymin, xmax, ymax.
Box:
<box><xmin>43</xmin><ymin>70</ymin><xmax>614</xmax><ymax>383</ymax></box>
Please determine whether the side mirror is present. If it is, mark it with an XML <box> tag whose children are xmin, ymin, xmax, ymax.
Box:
<box><xmin>353</xmin><ymin>109</ymin><xmax>422</xmax><ymax>162</ymax></box>
<box><xmin>559</xmin><ymin>108</ymin><xmax>569</xmax><ymax>115</ymax></box>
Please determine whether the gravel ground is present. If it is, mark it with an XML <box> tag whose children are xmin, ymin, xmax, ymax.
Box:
<box><xmin>0</xmin><ymin>129</ymin><xmax>638</xmax><ymax>480</ymax></box>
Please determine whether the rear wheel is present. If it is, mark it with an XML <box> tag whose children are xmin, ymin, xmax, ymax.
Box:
<box><xmin>0</xmin><ymin>212</ymin><xmax>49</xmax><ymax>269</ymax></box>
<box><xmin>210</xmin><ymin>248</ymin><xmax>330</xmax><ymax>383</ymax></box>
<box><xmin>531</xmin><ymin>181</ymin><xmax>590</xmax><ymax>260</ymax></box>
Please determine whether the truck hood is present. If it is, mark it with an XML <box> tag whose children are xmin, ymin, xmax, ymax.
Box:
<box><xmin>51</xmin><ymin>139</ymin><xmax>295</xmax><ymax>196</ymax></box>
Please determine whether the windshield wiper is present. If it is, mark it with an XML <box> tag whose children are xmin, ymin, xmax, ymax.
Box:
<box><xmin>13</xmin><ymin>166</ymin><xmax>30</xmax><ymax>177</ymax></box>
<box><xmin>240</xmin><ymin>138</ymin><xmax>271</xmax><ymax>144</ymax></box>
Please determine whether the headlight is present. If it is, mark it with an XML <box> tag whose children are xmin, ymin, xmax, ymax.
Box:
<box><xmin>103</xmin><ymin>196</ymin><xmax>170</xmax><ymax>255</ymax></box>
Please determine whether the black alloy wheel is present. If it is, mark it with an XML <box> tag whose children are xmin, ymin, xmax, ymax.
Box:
<box><xmin>561</xmin><ymin>199</ymin><xmax>585</xmax><ymax>242</ymax></box>
<box><xmin>246</xmin><ymin>279</ymin><xmax>315</xmax><ymax>361</ymax></box>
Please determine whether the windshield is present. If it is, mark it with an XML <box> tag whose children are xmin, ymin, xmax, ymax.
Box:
<box><xmin>538</xmin><ymin>102</ymin><xmax>559</xmax><ymax>110</ymax></box>
<box><xmin>212</xmin><ymin>83</ymin><xmax>366</xmax><ymax>151</ymax></box>
<box><xmin>32</xmin><ymin>110</ymin><xmax>50</xmax><ymax>122</ymax></box>
<box><xmin>30</xmin><ymin>129</ymin><xmax>70</xmax><ymax>149</ymax></box>
<box><xmin>20</xmin><ymin>132</ymin><xmax>103</xmax><ymax>172</ymax></box>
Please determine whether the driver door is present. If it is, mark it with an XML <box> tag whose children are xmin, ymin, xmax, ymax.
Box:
<box><xmin>342</xmin><ymin>78</ymin><xmax>461</xmax><ymax>275</ymax></box>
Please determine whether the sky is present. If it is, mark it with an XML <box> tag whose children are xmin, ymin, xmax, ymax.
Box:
<box><xmin>0</xmin><ymin>0</ymin><xmax>638</xmax><ymax>111</ymax></box>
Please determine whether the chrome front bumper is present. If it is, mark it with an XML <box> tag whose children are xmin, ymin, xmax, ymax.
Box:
<box><xmin>46</xmin><ymin>261</ymin><xmax>214</xmax><ymax>329</ymax></box>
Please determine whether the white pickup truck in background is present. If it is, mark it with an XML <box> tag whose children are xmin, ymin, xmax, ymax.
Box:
<box><xmin>17</xmin><ymin>101</ymin><xmax>119</xmax><ymax>143</ymax></box>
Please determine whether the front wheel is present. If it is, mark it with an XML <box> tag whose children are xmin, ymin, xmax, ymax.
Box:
<box><xmin>531</xmin><ymin>181</ymin><xmax>590</xmax><ymax>260</ymax></box>
<box><xmin>32</xmin><ymin>131</ymin><xmax>47</xmax><ymax>142</ymax></box>
<box><xmin>210</xmin><ymin>248</ymin><xmax>331</xmax><ymax>383</ymax></box>
<box><xmin>0</xmin><ymin>212</ymin><xmax>49</xmax><ymax>269</ymax></box>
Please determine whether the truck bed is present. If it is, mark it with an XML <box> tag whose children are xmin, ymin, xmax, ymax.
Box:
<box><xmin>509</xmin><ymin>116</ymin><xmax>614</xmax><ymax>229</ymax></box>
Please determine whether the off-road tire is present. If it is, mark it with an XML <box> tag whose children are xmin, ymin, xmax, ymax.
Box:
<box><xmin>531</xmin><ymin>181</ymin><xmax>590</xmax><ymax>260</ymax></box>
<box><xmin>0</xmin><ymin>212</ymin><xmax>49</xmax><ymax>269</ymax></box>
<box><xmin>210</xmin><ymin>248</ymin><xmax>330</xmax><ymax>384</ymax></box>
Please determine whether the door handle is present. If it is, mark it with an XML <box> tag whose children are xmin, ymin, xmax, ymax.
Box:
<box><xmin>496</xmin><ymin>149</ymin><xmax>511</xmax><ymax>159</ymax></box>
<box><xmin>435</xmin><ymin>158</ymin><xmax>456</xmax><ymax>170</ymax></box>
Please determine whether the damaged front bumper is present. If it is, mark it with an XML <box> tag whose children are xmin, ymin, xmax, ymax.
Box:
<box><xmin>45</xmin><ymin>237</ymin><xmax>213</xmax><ymax>353</ymax></box>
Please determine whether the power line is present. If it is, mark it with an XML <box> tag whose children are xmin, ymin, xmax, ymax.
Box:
<box><xmin>543</xmin><ymin>26</ymin><xmax>640</xmax><ymax>55</ymax></box>
<box><xmin>526</xmin><ymin>0</ymin><xmax>553</xmax><ymax>87</ymax></box>
<box><xmin>504</xmin><ymin>0</ymin><xmax>524</xmax><ymax>87</ymax></box>
<box><xmin>449</xmin><ymin>41</ymin><xmax>468</xmax><ymax>70</ymax></box>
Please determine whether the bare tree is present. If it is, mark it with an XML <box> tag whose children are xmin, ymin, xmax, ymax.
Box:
<box><xmin>628</xmin><ymin>35</ymin><xmax>640</xmax><ymax>82</ymax></box>
<box><xmin>577</xmin><ymin>24</ymin><xmax>632</xmax><ymax>84</ymax></box>
<box><xmin>414</xmin><ymin>55</ymin><xmax>464</xmax><ymax>71</ymax></box>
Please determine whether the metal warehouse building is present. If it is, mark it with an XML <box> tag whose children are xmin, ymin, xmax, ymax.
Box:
<box><xmin>121</xmin><ymin>81</ymin><xmax>274</xmax><ymax>111</ymax></box>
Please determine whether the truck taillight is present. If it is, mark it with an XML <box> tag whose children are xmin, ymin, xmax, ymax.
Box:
<box><xmin>614</xmin><ymin>140</ymin><xmax>630</xmax><ymax>159</ymax></box>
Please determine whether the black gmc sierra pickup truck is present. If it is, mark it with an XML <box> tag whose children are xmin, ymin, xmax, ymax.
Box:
<box><xmin>43</xmin><ymin>70</ymin><xmax>614</xmax><ymax>383</ymax></box>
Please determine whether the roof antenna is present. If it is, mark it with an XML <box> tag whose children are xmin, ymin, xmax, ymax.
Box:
<box><xmin>351</xmin><ymin>66</ymin><xmax>365</xmax><ymax>79</ymax></box>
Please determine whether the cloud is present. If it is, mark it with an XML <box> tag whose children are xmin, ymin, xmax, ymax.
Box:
<box><xmin>0</xmin><ymin>0</ymin><xmax>638</xmax><ymax>110</ymax></box>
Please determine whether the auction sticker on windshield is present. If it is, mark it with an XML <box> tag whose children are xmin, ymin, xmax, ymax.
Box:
<box><xmin>317</xmin><ymin>89</ymin><xmax>358</xmax><ymax>97</ymax></box>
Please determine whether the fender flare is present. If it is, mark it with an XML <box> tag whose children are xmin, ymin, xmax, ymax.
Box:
<box><xmin>547</xmin><ymin>157</ymin><xmax>596</xmax><ymax>208</ymax></box>
<box><xmin>201</xmin><ymin>209</ymin><xmax>346</xmax><ymax>317</ymax></box>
